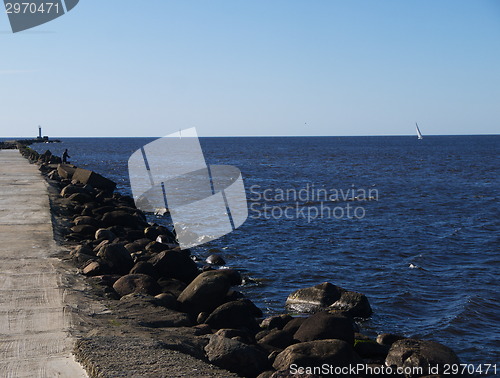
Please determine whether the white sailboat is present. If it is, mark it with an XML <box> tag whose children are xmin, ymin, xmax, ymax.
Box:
<box><xmin>416</xmin><ymin>122</ymin><xmax>423</xmax><ymax>140</ymax></box>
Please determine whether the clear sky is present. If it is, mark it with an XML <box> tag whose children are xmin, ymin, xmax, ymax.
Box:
<box><xmin>1</xmin><ymin>0</ymin><xmax>499</xmax><ymax>137</ymax></box>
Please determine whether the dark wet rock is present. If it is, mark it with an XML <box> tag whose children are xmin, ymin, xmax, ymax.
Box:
<box><xmin>197</xmin><ymin>312</ymin><xmax>209</xmax><ymax>324</ymax></box>
<box><xmin>156</xmin><ymin>233</ymin><xmax>176</xmax><ymax>245</ymax></box>
<box><xmin>215</xmin><ymin>328</ymin><xmax>254</xmax><ymax>344</ymax></box>
<box><xmin>124</xmin><ymin>238</ymin><xmax>151</xmax><ymax>253</ymax></box>
<box><xmin>130</xmin><ymin>261</ymin><xmax>157</xmax><ymax>278</ymax></box>
<box><xmin>125</xmin><ymin>229</ymin><xmax>144</xmax><ymax>242</ymax></box>
<box><xmin>205</xmin><ymin>299</ymin><xmax>261</xmax><ymax>331</ymax></box>
<box><xmin>225</xmin><ymin>289</ymin><xmax>246</xmax><ymax>302</ymax></box>
<box><xmin>70</xmin><ymin>224</ymin><xmax>98</xmax><ymax>237</ymax></box>
<box><xmin>105</xmin><ymin>225</ymin><xmax>126</xmax><ymax>238</ymax></box>
<box><xmin>73</xmin><ymin>216</ymin><xmax>101</xmax><ymax>228</ymax></box>
<box><xmin>385</xmin><ymin>339</ymin><xmax>460</xmax><ymax>376</ymax></box>
<box><xmin>145</xmin><ymin>241</ymin><xmax>170</xmax><ymax>254</ymax></box>
<box><xmin>354</xmin><ymin>337</ymin><xmax>390</xmax><ymax>359</ymax></box>
<box><xmin>205</xmin><ymin>335</ymin><xmax>269</xmax><ymax>377</ymax></box>
<box><xmin>272</xmin><ymin>339</ymin><xmax>362</xmax><ymax>372</ymax></box>
<box><xmin>113</xmin><ymin>274</ymin><xmax>162</xmax><ymax>297</ymax></box>
<box><xmin>95</xmin><ymin>228</ymin><xmax>116</xmax><ymax>241</ymax></box>
<box><xmin>177</xmin><ymin>271</ymin><xmax>232</xmax><ymax>315</ymax></box>
<box><xmin>92</xmin><ymin>205</ymin><xmax>116</xmax><ymax>216</ymax></box>
<box><xmin>71</xmin><ymin>244</ymin><xmax>95</xmax><ymax>257</ymax></box>
<box><xmin>97</xmin><ymin>243</ymin><xmax>134</xmax><ymax>275</ymax></box>
<box><xmin>82</xmin><ymin>260</ymin><xmax>109</xmax><ymax>276</ymax></box>
<box><xmin>258</xmin><ymin>329</ymin><xmax>294</xmax><ymax>350</ymax></box>
<box><xmin>148</xmin><ymin>249</ymin><xmax>199</xmax><ymax>284</ymax></box>
<box><xmin>261</xmin><ymin>314</ymin><xmax>293</xmax><ymax>331</ymax></box>
<box><xmin>192</xmin><ymin>323</ymin><xmax>213</xmax><ymax>336</ymax></box>
<box><xmin>216</xmin><ymin>269</ymin><xmax>242</xmax><ymax>286</ymax></box>
<box><xmin>286</xmin><ymin>282</ymin><xmax>372</xmax><ymax>318</ymax></box>
<box><xmin>377</xmin><ymin>333</ymin><xmax>406</xmax><ymax>346</ymax></box>
<box><xmin>60</xmin><ymin>184</ymin><xmax>88</xmax><ymax>198</ymax></box>
<box><xmin>71</xmin><ymin>250</ymin><xmax>96</xmax><ymax>268</ymax></box>
<box><xmin>282</xmin><ymin>317</ymin><xmax>307</xmax><ymax>335</ymax></box>
<box><xmin>91</xmin><ymin>274</ymin><xmax>121</xmax><ymax>287</ymax></box>
<box><xmin>206</xmin><ymin>254</ymin><xmax>226</xmax><ymax>265</ymax></box>
<box><xmin>144</xmin><ymin>226</ymin><xmax>160</xmax><ymax>241</ymax></box>
<box><xmin>157</xmin><ymin>278</ymin><xmax>187</xmax><ymax>297</ymax></box>
<box><xmin>293</xmin><ymin>312</ymin><xmax>355</xmax><ymax>345</ymax></box>
<box><xmin>101</xmin><ymin>210</ymin><xmax>145</xmax><ymax>229</ymax></box>
<box><xmin>92</xmin><ymin>239</ymin><xmax>110</xmax><ymax>254</ymax></box>
<box><xmin>153</xmin><ymin>292</ymin><xmax>178</xmax><ymax>309</ymax></box>
<box><xmin>68</xmin><ymin>192</ymin><xmax>93</xmax><ymax>204</ymax></box>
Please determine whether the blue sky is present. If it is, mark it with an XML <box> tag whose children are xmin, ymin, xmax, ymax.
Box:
<box><xmin>1</xmin><ymin>0</ymin><xmax>499</xmax><ymax>137</ymax></box>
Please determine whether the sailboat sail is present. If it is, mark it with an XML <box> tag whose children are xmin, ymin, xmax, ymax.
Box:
<box><xmin>416</xmin><ymin>123</ymin><xmax>423</xmax><ymax>139</ymax></box>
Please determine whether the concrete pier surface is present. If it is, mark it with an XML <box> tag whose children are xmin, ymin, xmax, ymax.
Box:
<box><xmin>0</xmin><ymin>150</ymin><xmax>87</xmax><ymax>377</ymax></box>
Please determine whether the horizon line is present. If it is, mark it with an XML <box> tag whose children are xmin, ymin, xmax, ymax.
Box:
<box><xmin>2</xmin><ymin>133</ymin><xmax>499</xmax><ymax>139</ymax></box>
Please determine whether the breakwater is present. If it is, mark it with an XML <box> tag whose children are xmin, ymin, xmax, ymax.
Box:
<box><xmin>0</xmin><ymin>149</ymin><xmax>87</xmax><ymax>377</ymax></box>
<box><xmin>14</xmin><ymin>143</ymin><xmax>470</xmax><ymax>377</ymax></box>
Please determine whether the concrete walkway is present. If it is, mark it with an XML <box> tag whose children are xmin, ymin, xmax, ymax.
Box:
<box><xmin>0</xmin><ymin>150</ymin><xmax>87</xmax><ymax>377</ymax></box>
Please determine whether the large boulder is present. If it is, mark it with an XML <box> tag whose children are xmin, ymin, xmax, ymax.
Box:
<box><xmin>177</xmin><ymin>271</ymin><xmax>232</xmax><ymax>314</ymax></box>
<box><xmin>73</xmin><ymin>216</ymin><xmax>101</xmax><ymax>228</ymax></box>
<box><xmin>285</xmin><ymin>282</ymin><xmax>372</xmax><ymax>318</ymax></box>
<box><xmin>157</xmin><ymin>278</ymin><xmax>187</xmax><ymax>297</ymax></box>
<box><xmin>272</xmin><ymin>339</ymin><xmax>362</xmax><ymax>372</ymax></box>
<box><xmin>129</xmin><ymin>261</ymin><xmax>157</xmax><ymax>278</ymax></box>
<box><xmin>258</xmin><ymin>329</ymin><xmax>294</xmax><ymax>351</ymax></box>
<box><xmin>385</xmin><ymin>339</ymin><xmax>460</xmax><ymax>375</ymax></box>
<box><xmin>205</xmin><ymin>299</ymin><xmax>262</xmax><ymax>331</ymax></box>
<box><xmin>97</xmin><ymin>243</ymin><xmax>134</xmax><ymax>275</ymax></box>
<box><xmin>68</xmin><ymin>192</ymin><xmax>93</xmax><ymax>204</ymax></box>
<box><xmin>124</xmin><ymin>238</ymin><xmax>151</xmax><ymax>253</ymax></box>
<box><xmin>148</xmin><ymin>249</ymin><xmax>199</xmax><ymax>284</ymax></box>
<box><xmin>57</xmin><ymin>163</ymin><xmax>76</xmax><ymax>179</ymax></box>
<box><xmin>95</xmin><ymin>228</ymin><xmax>117</xmax><ymax>241</ymax></box>
<box><xmin>260</xmin><ymin>314</ymin><xmax>293</xmax><ymax>331</ymax></box>
<box><xmin>206</xmin><ymin>254</ymin><xmax>226</xmax><ymax>265</ymax></box>
<box><xmin>205</xmin><ymin>335</ymin><xmax>269</xmax><ymax>377</ymax></box>
<box><xmin>72</xmin><ymin>168</ymin><xmax>116</xmax><ymax>191</ymax></box>
<box><xmin>101</xmin><ymin>210</ymin><xmax>145</xmax><ymax>229</ymax></box>
<box><xmin>112</xmin><ymin>274</ymin><xmax>161</xmax><ymax>297</ymax></box>
<box><xmin>293</xmin><ymin>312</ymin><xmax>355</xmax><ymax>345</ymax></box>
<box><xmin>70</xmin><ymin>224</ymin><xmax>97</xmax><ymax>238</ymax></box>
<box><xmin>282</xmin><ymin>317</ymin><xmax>307</xmax><ymax>335</ymax></box>
<box><xmin>60</xmin><ymin>184</ymin><xmax>88</xmax><ymax>198</ymax></box>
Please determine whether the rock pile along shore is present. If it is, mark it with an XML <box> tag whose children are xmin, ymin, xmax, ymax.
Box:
<box><xmin>16</xmin><ymin>144</ymin><xmax>464</xmax><ymax>378</ymax></box>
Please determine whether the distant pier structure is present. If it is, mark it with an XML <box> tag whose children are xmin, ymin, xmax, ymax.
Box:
<box><xmin>37</xmin><ymin>126</ymin><xmax>49</xmax><ymax>141</ymax></box>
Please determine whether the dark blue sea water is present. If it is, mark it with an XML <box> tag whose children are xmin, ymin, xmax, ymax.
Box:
<box><xmin>26</xmin><ymin>135</ymin><xmax>499</xmax><ymax>368</ymax></box>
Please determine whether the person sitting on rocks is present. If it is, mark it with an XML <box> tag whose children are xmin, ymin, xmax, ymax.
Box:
<box><xmin>62</xmin><ymin>149</ymin><xmax>71</xmax><ymax>164</ymax></box>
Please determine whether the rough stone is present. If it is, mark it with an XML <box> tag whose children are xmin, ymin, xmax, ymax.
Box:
<box><xmin>97</xmin><ymin>243</ymin><xmax>134</xmax><ymax>275</ymax></box>
<box><xmin>285</xmin><ymin>282</ymin><xmax>372</xmax><ymax>318</ymax></box>
<box><xmin>272</xmin><ymin>339</ymin><xmax>362</xmax><ymax>371</ymax></box>
<box><xmin>177</xmin><ymin>271</ymin><xmax>232</xmax><ymax>315</ymax></box>
<box><xmin>293</xmin><ymin>312</ymin><xmax>355</xmax><ymax>345</ymax></box>
<box><xmin>205</xmin><ymin>335</ymin><xmax>269</xmax><ymax>377</ymax></box>
<box><xmin>113</xmin><ymin>274</ymin><xmax>162</xmax><ymax>297</ymax></box>
<box><xmin>205</xmin><ymin>299</ymin><xmax>261</xmax><ymax>331</ymax></box>
<box><xmin>148</xmin><ymin>249</ymin><xmax>199</xmax><ymax>284</ymax></box>
<box><xmin>385</xmin><ymin>339</ymin><xmax>460</xmax><ymax>375</ymax></box>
